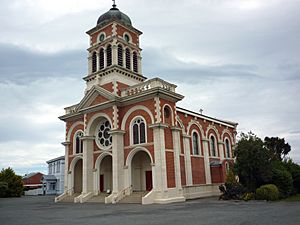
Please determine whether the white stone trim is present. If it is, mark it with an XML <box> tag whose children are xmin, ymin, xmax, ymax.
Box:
<box><xmin>121</xmin><ymin>105</ymin><xmax>155</xmax><ymax>130</ymax></box>
<box><xmin>221</xmin><ymin>128</ymin><xmax>234</xmax><ymax>144</ymax></box>
<box><xmin>85</xmin><ymin>112</ymin><xmax>113</xmax><ymax>136</ymax></box>
<box><xmin>205</xmin><ymin>124</ymin><xmax>221</xmax><ymax>141</ymax></box>
<box><xmin>176</xmin><ymin>116</ymin><xmax>186</xmax><ymax>134</ymax></box>
<box><xmin>69</xmin><ymin>155</ymin><xmax>83</xmax><ymax>194</ymax></box>
<box><xmin>154</xmin><ymin>97</ymin><xmax>161</xmax><ymax>123</ymax></box>
<box><xmin>67</xmin><ymin>121</ymin><xmax>84</xmax><ymax>142</ymax></box>
<box><xmin>187</xmin><ymin>120</ymin><xmax>205</xmax><ymax>139</ymax></box>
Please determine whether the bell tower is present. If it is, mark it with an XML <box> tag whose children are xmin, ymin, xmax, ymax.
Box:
<box><xmin>84</xmin><ymin>2</ymin><xmax>146</xmax><ymax>94</ymax></box>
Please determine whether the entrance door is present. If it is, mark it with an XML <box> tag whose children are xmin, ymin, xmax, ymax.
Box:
<box><xmin>100</xmin><ymin>175</ymin><xmax>104</xmax><ymax>192</ymax></box>
<box><xmin>145</xmin><ymin>171</ymin><xmax>152</xmax><ymax>191</ymax></box>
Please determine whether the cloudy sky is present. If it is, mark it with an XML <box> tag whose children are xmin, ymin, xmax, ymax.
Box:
<box><xmin>0</xmin><ymin>0</ymin><xmax>299</xmax><ymax>175</ymax></box>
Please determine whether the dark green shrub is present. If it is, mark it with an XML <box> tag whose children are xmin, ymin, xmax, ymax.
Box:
<box><xmin>283</xmin><ymin>160</ymin><xmax>300</xmax><ymax>194</ymax></box>
<box><xmin>271</xmin><ymin>162</ymin><xmax>293</xmax><ymax>197</ymax></box>
<box><xmin>0</xmin><ymin>182</ymin><xmax>8</xmax><ymax>197</ymax></box>
<box><xmin>242</xmin><ymin>192</ymin><xmax>255</xmax><ymax>201</ymax></box>
<box><xmin>256</xmin><ymin>184</ymin><xmax>279</xmax><ymax>201</ymax></box>
<box><xmin>219</xmin><ymin>182</ymin><xmax>244</xmax><ymax>200</ymax></box>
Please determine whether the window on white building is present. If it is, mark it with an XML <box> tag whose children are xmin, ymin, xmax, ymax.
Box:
<box><xmin>49</xmin><ymin>164</ymin><xmax>52</xmax><ymax>174</ymax></box>
<box><xmin>49</xmin><ymin>182</ymin><xmax>56</xmax><ymax>191</ymax></box>
<box><xmin>56</xmin><ymin>161</ymin><xmax>60</xmax><ymax>173</ymax></box>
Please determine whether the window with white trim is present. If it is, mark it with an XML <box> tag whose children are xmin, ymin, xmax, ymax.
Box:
<box><xmin>210</xmin><ymin>135</ymin><xmax>217</xmax><ymax>157</ymax></box>
<box><xmin>225</xmin><ymin>138</ymin><xmax>231</xmax><ymax>158</ymax></box>
<box><xmin>96</xmin><ymin>119</ymin><xmax>112</xmax><ymax>149</ymax></box>
<box><xmin>75</xmin><ymin>131</ymin><xmax>83</xmax><ymax>154</ymax></box>
<box><xmin>132</xmin><ymin>117</ymin><xmax>146</xmax><ymax>145</ymax></box>
<box><xmin>192</xmin><ymin>131</ymin><xmax>200</xmax><ymax>155</ymax></box>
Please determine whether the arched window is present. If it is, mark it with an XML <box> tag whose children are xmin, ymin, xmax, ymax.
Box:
<box><xmin>92</xmin><ymin>52</ymin><xmax>97</xmax><ymax>73</ymax></box>
<box><xmin>75</xmin><ymin>131</ymin><xmax>83</xmax><ymax>154</ymax></box>
<box><xmin>192</xmin><ymin>132</ymin><xmax>200</xmax><ymax>155</ymax></box>
<box><xmin>125</xmin><ymin>48</ymin><xmax>131</xmax><ymax>70</ymax></box>
<box><xmin>106</xmin><ymin>45</ymin><xmax>112</xmax><ymax>67</ymax></box>
<box><xmin>133</xmin><ymin>51</ymin><xmax>138</xmax><ymax>73</ymax></box>
<box><xmin>132</xmin><ymin>117</ymin><xmax>146</xmax><ymax>145</ymax></box>
<box><xmin>210</xmin><ymin>135</ymin><xmax>217</xmax><ymax>157</ymax></box>
<box><xmin>118</xmin><ymin>45</ymin><xmax>123</xmax><ymax>66</ymax></box>
<box><xmin>225</xmin><ymin>139</ymin><xmax>231</xmax><ymax>158</ymax></box>
<box><xmin>99</xmin><ymin>48</ymin><xmax>104</xmax><ymax>70</ymax></box>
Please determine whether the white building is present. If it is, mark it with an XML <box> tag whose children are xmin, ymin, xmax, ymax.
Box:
<box><xmin>43</xmin><ymin>156</ymin><xmax>65</xmax><ymax>195</ymax></box>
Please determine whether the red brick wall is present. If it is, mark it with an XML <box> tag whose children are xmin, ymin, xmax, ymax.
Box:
<box><xmin>23</xmin><ymin>173</ymin><xmax>43</xmax><ymax>185</ymax></box>
<box><xmin>91</xmin><ymin>25</ymin><xmax>113</xmax><ymax>44</ymax></box>
<box><xmin>100</xmin><ymin>82</ymin><xmax>114</xmax><ymax>92</ymax></box>
<box><xmin>117</xmin><ymin>82</ymin><xmax>129</xmax><ymax>96</ymax></box>
<box><xmin>211</xmin><ymin>166</ymin><xmax>223</xmax><ymax>183</ymax></box>
<box><xmin>166</xmin><ymin>151</ymin><xmax>176</xmax><ymax>188</ymax></box>
<box><xmin>116</xmin><ymin>24</ymin><xmax>139</xmax><ymax>45</ymax></box>
<box><xmin>180</xmin><ymin>156</ymin><xmax>186</xmax><ymax>186</ymax></box>
<box><xmin>90</xmin><ymin>95</ymin><xmax>109</xmax><ymax>106</ymax></box>
<box><xmin>191</xmin><ymin>157</ymin><xmax>206</xmax><ymax>185</ymax></box>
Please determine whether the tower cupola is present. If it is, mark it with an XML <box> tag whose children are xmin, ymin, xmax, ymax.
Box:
<box><xmin>84</xmin><ymin>2</ymin><xmax>146</xmax><ymax>94</ymax></box>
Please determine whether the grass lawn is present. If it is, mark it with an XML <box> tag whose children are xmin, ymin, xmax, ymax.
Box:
<box><xmin>282</xmin><ymin>194</ymin><xmax>300</xmax><ymax>202</ymax></box>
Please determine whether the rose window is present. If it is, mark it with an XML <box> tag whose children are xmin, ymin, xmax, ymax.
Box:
<box><xmin>96</xmin><ymin>119</ymin><xmax>112</xmax><ymax>148</ymax></box>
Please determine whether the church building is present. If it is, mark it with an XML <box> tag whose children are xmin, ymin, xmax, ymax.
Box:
<box><xmin>56</xmin><ymin>3</ymin><xmax>238</xmax><ymax>204</ymax></box>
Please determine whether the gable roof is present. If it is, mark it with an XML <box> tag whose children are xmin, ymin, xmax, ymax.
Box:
<box><xmin>75</xmin><ymin>85</ymin><xmax>117</xmax><ymax>112</ymax></box>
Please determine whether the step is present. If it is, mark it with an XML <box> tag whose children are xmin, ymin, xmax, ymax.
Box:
<box><xmin>119</xmin><ymin>191</ymin><xmax>148</xmax><ymax>204</ymax></box>
<box><xmin>60</xmin><ymin>193</ymin><xmax>80</xmax><ymax>203</ymax></box>
<box><xmin>87</xmin><ymin>193</ymin><xmax>108</xmax><ymax>203</ymax></box>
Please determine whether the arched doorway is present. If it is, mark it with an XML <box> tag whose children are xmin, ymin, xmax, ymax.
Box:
<box><xmin>131</xmin><ymin>151</ymin><xmax>152</xmax><ymax>191</ymax></box>
<box><xmin>73</xmin><ymin>159</ymin><xmax>83</xmax><ymax>193</ymax></box>
<box><xmin>99</xmin><ymin>155</ymin><xmax>112</xmax><ymax>193</ymax></box>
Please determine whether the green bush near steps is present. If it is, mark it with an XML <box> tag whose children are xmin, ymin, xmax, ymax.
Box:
<box><xmin>256</xmin><ymin>184</ymin><xmax>279</xmax><ymax>201</ymax></box>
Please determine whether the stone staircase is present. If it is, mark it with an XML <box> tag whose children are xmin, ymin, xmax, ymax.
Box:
<box><xmin>59</xmin><ymin>193</ymin><xmax>80</xmax><ymax>203</ymax></box>
<box><xmin>119</xmin><ymin>191</ymin><xmax>148</xmax><ymax>204</ymax></box>
<box><xmin>87</xmin><ymin>193</ymin><xmax>108</xmax><ymax>203</ymax></box>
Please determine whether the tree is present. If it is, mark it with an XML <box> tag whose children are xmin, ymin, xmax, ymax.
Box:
<box><xmin>0</xmin><ymin>167</ymin><xmax>23</xmax><ymax>197</ymax></box>
<box><xmin>234</xmin><ymin>132</ymin><xmax>272</xmax><ymax>192</ymax></box>
<box><xmin>283</xmin><ymin>159</ymin><xmax>300</xmax><ymax>193</ymax></box>
<box><xmin>264</xmin><ymin>137</ymin><xmax>291</xmax><ymax>161</ymax></box>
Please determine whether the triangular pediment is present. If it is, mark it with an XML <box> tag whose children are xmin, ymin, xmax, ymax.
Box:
<box><xmin>76</xmin><ymin>85</ymin><xmax>116</xmax><ymax>111</ymax></box>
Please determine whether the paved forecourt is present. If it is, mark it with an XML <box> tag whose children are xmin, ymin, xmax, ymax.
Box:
<box><xmin>0</xmin><ymin>196</ymin><xmax>300</xmax><ymax>225</ymax></box>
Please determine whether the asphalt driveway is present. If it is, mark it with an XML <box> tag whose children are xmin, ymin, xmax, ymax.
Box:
<box><xmin>0</xmin><ymin>196</ymin><xmax>299</xmax><ymax>225</ymax></box>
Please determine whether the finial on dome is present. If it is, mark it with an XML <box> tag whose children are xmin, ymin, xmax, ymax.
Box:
<box><xmin>112</xmin><ymin>0</ymin><xmax>117</xmax><ymax>8</ymax></box>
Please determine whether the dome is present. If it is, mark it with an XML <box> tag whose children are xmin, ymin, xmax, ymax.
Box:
<box><xmin>97</xmin><ymin>5</ymin><xmax>132</xmax><ymax>27</ymax></box>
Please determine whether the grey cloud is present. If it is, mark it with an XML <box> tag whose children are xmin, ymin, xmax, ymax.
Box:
<box><xmin>0</xmin><ymin>44</ymin><xmax>86</xmax><ymax>84</ymax></box>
